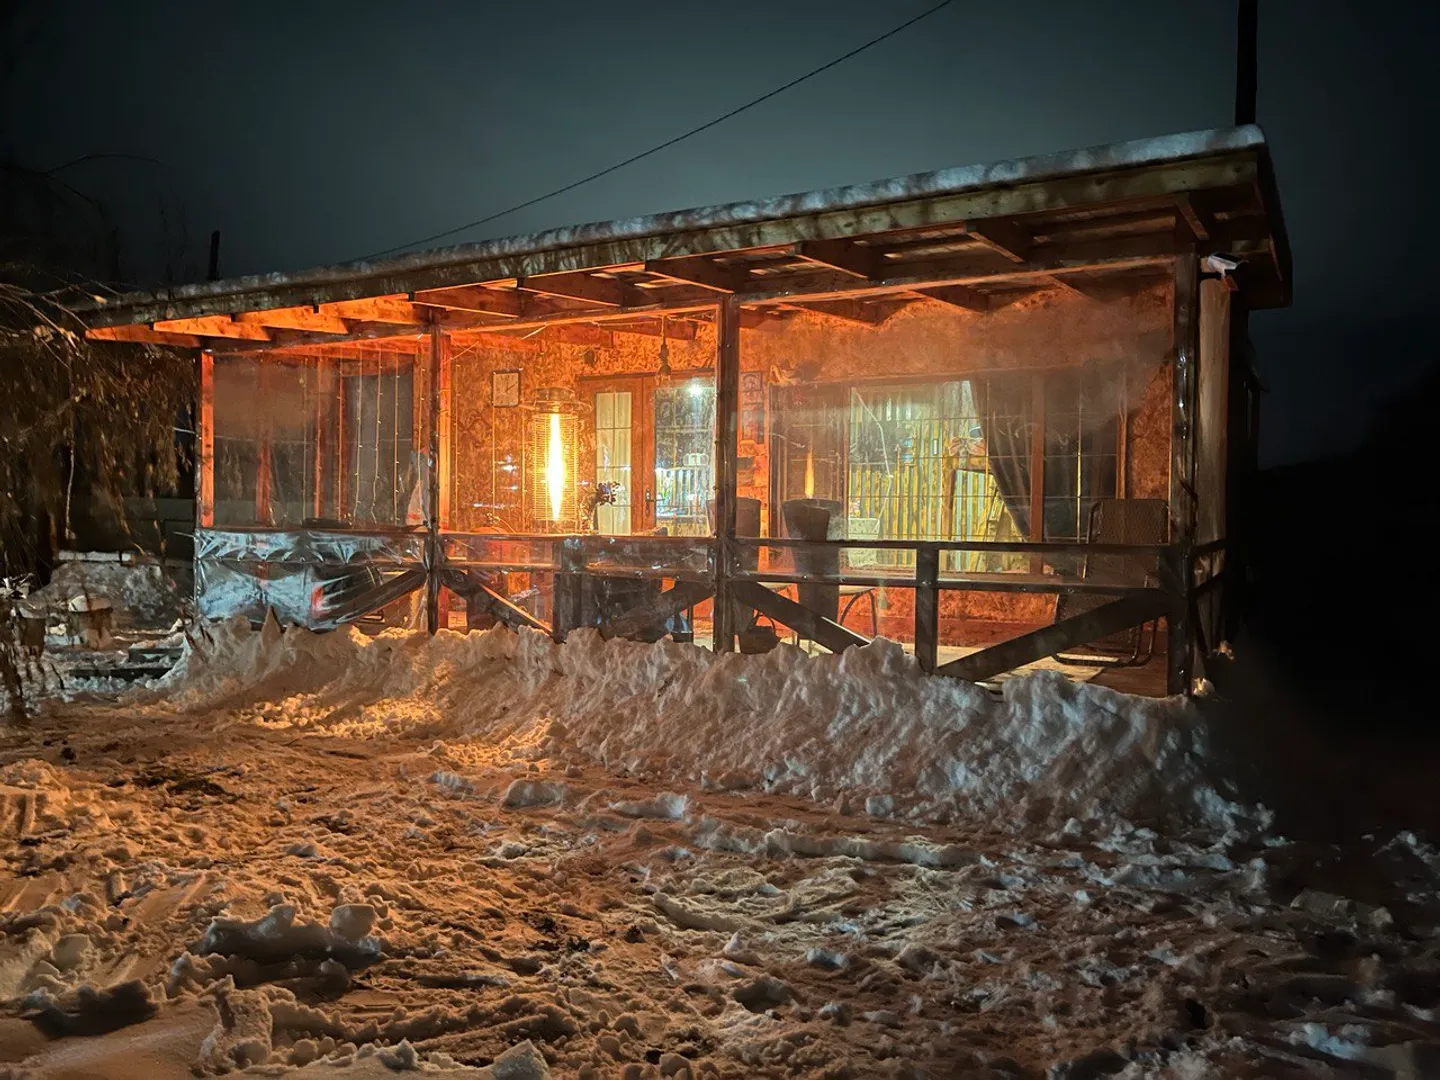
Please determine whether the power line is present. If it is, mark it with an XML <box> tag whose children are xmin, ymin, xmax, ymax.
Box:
<box><xmin>354</xmin><ymin>0</ymin><xmax>956</xmax><ymax>262</ymax></box>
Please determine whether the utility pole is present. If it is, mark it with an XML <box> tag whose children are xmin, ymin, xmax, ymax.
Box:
<box><xmin>1235</xmin><ymin>0</ymin><xmax>1258</xmax><ymax>126</ymax></box>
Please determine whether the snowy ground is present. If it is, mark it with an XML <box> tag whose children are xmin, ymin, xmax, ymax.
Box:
<box><xmin>3</xmin><ymin>624</ymin><xmax>1440</xmax><ymax>1078</ymax></box>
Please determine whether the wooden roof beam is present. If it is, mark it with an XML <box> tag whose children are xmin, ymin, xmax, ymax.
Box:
<box><xmin>152</xmin><ymin>315</ymin><xmax>270</xmax><ymax>341</ymax></box>
<box><xmin>642</xmin><ymin>256</ymin><xmax>748</xmax><ymax>293</ymax></box>
<box><xmin>793</xmin><ymin>238</ymin><xmax>879</xmax><ymax>279</ymax></box>
<box><xmin>324</xmin><ymin>297</ymin><xmax>425</xmax><ymax>325</ymax></box>
<box><xmin>236</xmin><ymin>307</ymin><xmax>350</xmax><ymax>334</ymax></box>
<box><xmin>520</xmin><ymin>272</ymin><xmax>642</xmax><ymax>308</ymax></box>
<box><xmin>1174</xmin><ymin>193</ymin><xmax>1211</xmax><ymax>241</ymax></box>
<box><xmin>965</xmin><ymin>218</ymin><xmax>1032</xmax><ymax>262</ymax></box>
<box><xmin>411</xmin><ymin>285</ymin><xmax>525</xmax><ymax>317</ymax></box>
<box><xmin>86</xmin><ymin>324</ymin><xmax>204</xmax><ymax>348</ymax></box>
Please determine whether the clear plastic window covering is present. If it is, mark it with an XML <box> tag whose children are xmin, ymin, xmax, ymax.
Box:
<box><xmin>209</xmin><ymin>347</ymin><xmax>419</xmax><ymax>529</ymax></box>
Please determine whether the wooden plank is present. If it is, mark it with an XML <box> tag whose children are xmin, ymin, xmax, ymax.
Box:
<box><xmin>1174</xmin><ymin>193</ymin><xmax>1210</xmax><ymax>241</ymax></box>
<box><xmin>521</xmin><ymin>272</ymin><xmax>639</xmax><ymax>308</ymax></box>
<box><xmin>324</xmin><ymin>297</ymin><xmax>424</xmax><ymax>324</ymax></box>
<box><xmin>965</xmin><ymin>219</ymin><xmax>1032</xmax><ymax>262</ymax></box>
<box><xmin>915</xmin><ymin>546</ymin><xmax>939</xmax><ymax>673</ymax></box>
<box><xmin>153</xmin><ymin>315</ymin><xmax>270</xmax><ymax>341</ymax></box>
<box><xmin>713</xmin><ymin>297</ymin><xmax>741</xmax><ymax>653</ymax></box>
<box><xmin>197</xmin><ymin>352</ymin><xmax>214</xmax><ymax>528</ymax></box>
<box><xmin>520</xmin><ymin>324</ymin><xmax>614</xmax><ymax>348</ymax></box>
<box><xmin>643</xmin><ymin>257</ymin><xmax>748</xmax><ymax>293</ymax></box>
<box><xmin>412</xmin><ymin>285</ymin><xmax>524</xmax><ymax>317</ymax></box>
<box><xmin>733</xmin><ymin>580</ymin><xmax>870</xmax><ymax>655</ymax></box>
<box><xmin>87</xmin><ymin>325</ymin><xmax>204</xmax><ymax>348</ymax></box>
<box><xmin>795</xmin><ymin>239</ymin><xmax>879</xmax><ymax>279</ymax></box>
<box><xmin>236</xmin><ymin>307</ymin><xmax>350</xmax><ymax>334</ymax></box>
<box><xmin>915</xmin><ymin>283</ymin><xmax>989</xmax><ymax>312</ymax></box>
<box><xmin>935</xmin><ymin>592</ymin><xmax>1172</xmax><ymax>684</ymax></box>
<box><xmin>602</xmin><ymin>581</ymin><xmax>714</xmax><ymax>641</ymax></box>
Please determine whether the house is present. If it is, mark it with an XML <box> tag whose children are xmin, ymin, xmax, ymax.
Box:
<box><xmin>80</xmin><ymin>125</ymin><xmax>1289</xmax><ymax>694</ymax></box>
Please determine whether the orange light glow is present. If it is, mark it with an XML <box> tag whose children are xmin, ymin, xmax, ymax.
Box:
<box><xmin>803</xmin><ymin>445</ymin><xmax>815</xmax><ymax>499</ymax></box>
<box><xmin>545</xmin><ymin>412</ymin><xmax>566</xmax><ymax>522</ymax></box>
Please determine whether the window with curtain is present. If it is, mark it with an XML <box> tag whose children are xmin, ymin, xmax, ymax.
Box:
<box><xmin>771</xmin><ymin>367</ymin><xmax>1123</xmax><ymax>566</ymax></box>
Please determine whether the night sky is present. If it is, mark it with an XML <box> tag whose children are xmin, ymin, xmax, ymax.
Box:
<box><xmin>3</xmin><ymin>1</ymin><xmax>1435</xmax><ymax>467</ymax></box>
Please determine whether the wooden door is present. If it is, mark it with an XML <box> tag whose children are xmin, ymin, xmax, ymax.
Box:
<box><xmin>585</xmin><ymin>376</ymin><xmax>652</xmax><ymax>534</ymax></box>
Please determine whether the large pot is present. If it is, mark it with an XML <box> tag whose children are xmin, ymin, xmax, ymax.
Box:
<box><xmin>782</xmin><ymin>498</ymin><xmax>842</xmax><ymax>623</ymax></box>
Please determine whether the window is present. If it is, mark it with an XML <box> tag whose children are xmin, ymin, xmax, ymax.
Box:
<box><xmin>593</xmin><ymin>390</ymin><xmax>633</xmax><ymax>535</ymax></box>
<box><xmin>653</xmin><ymin>381</ymin><xmax>715</xmax><ymax>536</ymax></box>
<box><xmin>771</xmin><ymin>368</ymin><xmax>1123</xmax><ymax>563</ymax></box>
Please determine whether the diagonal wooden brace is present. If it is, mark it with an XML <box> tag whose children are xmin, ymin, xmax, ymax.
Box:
<box><xmin>601</xmin><ymin>581</ymin><xmax>714</xmax><ymax>642</ymax></box>
<box><xmin>936</xmin><ymin>590</ymin><xmax>1174</xmax><ymax>684</ymax></box>
<box><xmin>732</xmin><ymin>580</ymin><xmax>870</xmax><ymax>655</ymax></box>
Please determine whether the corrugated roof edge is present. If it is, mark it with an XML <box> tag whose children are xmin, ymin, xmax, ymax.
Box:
<box><xmin>80</xmin><ymin>125</ymin><xmax>1271</xmax><ymax>318</ymax></box>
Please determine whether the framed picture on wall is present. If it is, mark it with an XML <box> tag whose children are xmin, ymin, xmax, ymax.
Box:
<box><xmin>492</xmin><ymin>369</ymin><xmax>521</xmax><ymax>408</ymax></box>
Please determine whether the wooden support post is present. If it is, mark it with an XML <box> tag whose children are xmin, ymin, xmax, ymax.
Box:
<box><xmin>1169</xmin><ymin>253</ymin><xmax>1200</xmax><ymax>693</ymax></box>
<box><xmin>732</xmin><ymin>580</ymin><xmax>870</xmax><ymax>656</ymax></box>
<box><xmin>713</xmin><ymin>297</ymin><xmax>741</xmax><ymax>653</ymax></box>
<box><xmin>936</xmin><ymin>591</ymin><xmax>1173</xmax><ymax>685</ymax></box>
<box><xmin>915</xmin><ymin>545</ymin><xmax>940</xmax><ymax>673</ymax></box>
<box><xmin>197</xmin><ymin>351</ymin><xmax>214</xmax><ymax>529</ymax></box>
<box><xmin>554</xmin><ymin>538</ymin><xmax>585</xmax><ymax>640</ymax></box>
<box><xmin>425</xmin><ymin>326</ymin><xmax>444</xmax><ymax>634</ymax></box>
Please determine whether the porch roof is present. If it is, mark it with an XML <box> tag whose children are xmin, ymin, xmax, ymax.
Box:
<box><xmin>81</xmin><ymin>124</ymin><xmax>1289</xmax><ymax>353</ymax></box>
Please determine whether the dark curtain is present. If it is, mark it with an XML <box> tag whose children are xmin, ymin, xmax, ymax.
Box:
<box><xmin>978</xmin><ymin>374</ymin><xmax>1034</xmax><ymax>539</ymax></box>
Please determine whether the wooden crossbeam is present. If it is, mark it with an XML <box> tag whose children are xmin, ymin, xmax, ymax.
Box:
<box><xmin>324</xmin><ymin>297</ymin><xmax>424</xmax><ymax>325</ymax></box>
<box><xmin>643</xmin><ymin>257</ymin><xmax>748</xmax><ymax>293</ymax></box>
<box><xmin>1174</xmin><ymin>193</ymin><xmax>1210</xmax><ymax>241</ymax></box>
<box><xmin>521</xmin><ymin>272</ymin><xmax>640</xmax><ymax>308</ymax></box>
<box><xmin>602</xmin><ymin>581</ymin><xmax>713</xmax><ymax>641</ymax></box>
<box><xmin>935</xmin><ymin>591</ymin><xmax>1172</xmax><ymax>684</ymax></box>
<box><xmin>794</xmin><ymin>239</ymin><xmax>879</xmax><ymax>279</ymax></box>
<box><xmin>236</xmin><ymin>307</ymin><xmax>350</xmax><ymax>334</ymax></box>
<box><xmin>86</xmin><ymin>324</ymin><xmax>204</xmax><ymax>348</ymax></box>
<box><xmin>965</xmin><ymin>218</ymin><xmax>1032</xmax><ymax>262</ymax></box>
<box><xmin>915</xmin><ymin>283</ymin><xmax>990</xmax><ymax>312</ymax></box>
<box><xmin>152</xmin><ymin>315</ymin><xmax>270</xmax><ymax>341</ymax></box>
<box><xmin>412</xmin><ymin>285</ymin><xmax>525</xmax><ymax>317</ymax></box>
<box><xmin>732</xmin><ymin>580</ymin><xmax>869</xmax><ymax>655</ymax></box>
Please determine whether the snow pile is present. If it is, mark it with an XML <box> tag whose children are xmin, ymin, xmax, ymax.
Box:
<box><xmin>30</xmin><ymin>552</ymin><xmax>187</xmax><ymax>629</ymax></box>
<box><xmin>146</xmin><ymin>619</ymin><xmax>1263</xmax><ymax>836</ymax></box>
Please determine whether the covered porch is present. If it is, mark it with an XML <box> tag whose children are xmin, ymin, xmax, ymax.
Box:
<box><xmin>82</xmin><ymin>126</ymin><xmax>1288</xmax><ymax>696</ymax></box>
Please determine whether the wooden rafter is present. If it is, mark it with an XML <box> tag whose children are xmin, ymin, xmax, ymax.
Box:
<box><xmin>152</xmin><ymin>315</ymin><xmax>270</xmax><ymax>341</ymax></box>
<box><xmin>236</xmin><ymin>307</ymin><xmax>350</xmax><ymax>334</ymax></box>
<box><xmin>86</xmin><ymin>324</ymin><xmax>204</xmax><ymax>348</ymax></box>
<box><xmin>412</xmin><ymin>285</ymin><xmax>524</xmax><ymax>317</ymax></box>
<box><xmin>642</xmin><ymin>256</ymin><xmax>748</xmax><ymax>293</ymax></box>
<box><xmin>324</xmin><ymin>297</ymin><xmax>424</xmax><ymax>325</ymax></box>
<box><xmin>1174</xmin><ymin>193</ymin><xmax>1210</xmax><ymax>241</ymax></box>
<box><xmin>521</xmin><ymin>272</ymin><xmax>639</xmax><ymax>308</ymax></box>
<box><xmin>794</xmin><ymin>238</ymin><xmax>879</xmax><ymax>279</ymax></box>
<box><xmin>965</xmin><ymin>218</ymin><xmax>1032</xmax><ymax>262</ymax></box>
